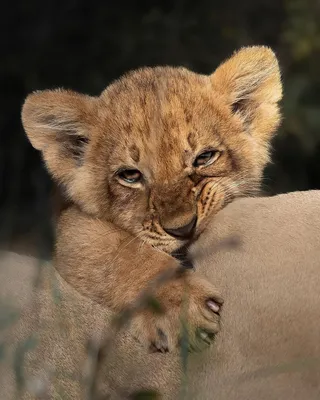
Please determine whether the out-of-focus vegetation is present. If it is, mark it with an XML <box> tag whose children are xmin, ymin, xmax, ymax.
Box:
<box><xmin>1</xmin><ymin>0</ymin><xmax>320</xmax><ymax>245</ymax></box>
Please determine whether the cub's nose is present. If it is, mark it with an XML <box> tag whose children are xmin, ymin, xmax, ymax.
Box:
<box><xmin>164</xmin><ymin>216</ymin><xmax>197</xmax><ymax>239</ymax></box>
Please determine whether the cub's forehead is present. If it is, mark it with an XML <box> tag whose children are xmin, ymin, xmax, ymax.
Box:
<box><xmin>106</xmin><ymin>66</ymin><xmax>207</xmax><ymax>93</ymax></box>
<box><xmin>99</xmin><ymin>66</ymin><xmax>223</xmax><ymax>145</ymax></box>
<box><xmin>95</xmin><ymin>66</ymin><xmax>231</xmax><ymax>177</ymax></box>
<box><xmin>101</xmin><ymin>66</ymin><xmax>212</xmax><ymax>113</ymax></box>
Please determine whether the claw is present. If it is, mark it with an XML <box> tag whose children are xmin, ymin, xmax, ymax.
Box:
<box><xmin>149</xmin><ymin>328</ymin><xmax>169</xmax><ymax>353</ymax></box>
<box><xmin>198</xmin><ymin>329</ymin><xmax>216</xmax><ymax>345</ymax></box>
<box><xmin>199</xmin><ymin>330</ymin><xmax>209</xmax><ymax>340</ymax></box>
<box><xmin>206</xmin><ymin>299</ymin><xmax>221</xmax><ymax>314</ymax></box>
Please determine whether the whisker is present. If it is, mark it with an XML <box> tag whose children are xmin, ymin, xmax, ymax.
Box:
<box><xmin>109</xmin><ymin>230</ymin><xmax>145</xmax><ymax>266</ymax></box>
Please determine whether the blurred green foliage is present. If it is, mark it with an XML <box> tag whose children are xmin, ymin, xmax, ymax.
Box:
<box><xmin>1</xmin><ymin>0</ymin><xmax>320</xmax><ymax>243</ymax></box>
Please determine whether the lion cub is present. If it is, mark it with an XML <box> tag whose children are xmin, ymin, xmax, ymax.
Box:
<box><xmin>21</xmin><ymin>46</ymin><xmax>282</xmax><ymax>351</ymax></box>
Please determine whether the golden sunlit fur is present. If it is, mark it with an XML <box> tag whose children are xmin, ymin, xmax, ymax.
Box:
<box><xmin>21</xmin><ymin>46</ymin><xmax>282</xmax><ymax>350</ymax></box>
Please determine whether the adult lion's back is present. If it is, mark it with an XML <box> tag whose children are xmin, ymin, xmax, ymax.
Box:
<box><xmin>188</xmin><ymin>190</ymin><xmax>320</xmax><ymax>399</ymax></box>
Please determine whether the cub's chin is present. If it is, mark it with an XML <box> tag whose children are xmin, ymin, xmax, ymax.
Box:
<box><xmin>149</xmin><ymin>239</ymin><xmax>187</xmax><ymax>254</ymax></box>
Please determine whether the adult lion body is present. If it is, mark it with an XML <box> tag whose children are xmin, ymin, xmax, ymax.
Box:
<box><xmin>1</xmin><ymin>190</ymin><xmax>320</xmax><ymax>399</ymax></box>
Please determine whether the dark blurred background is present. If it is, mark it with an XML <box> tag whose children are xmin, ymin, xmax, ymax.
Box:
<box><xmin>1</xmin><ymin>0</ymin><xmax>320</xmax><ymax>252</ymax></box>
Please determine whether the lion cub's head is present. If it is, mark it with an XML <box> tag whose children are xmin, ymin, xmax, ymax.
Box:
<box><xmin>22</xmin><ymin>46</ymin><xmax>282</xmax><ymax>252</ymax></box>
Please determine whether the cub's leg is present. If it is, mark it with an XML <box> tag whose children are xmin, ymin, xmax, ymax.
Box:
<box><xmin>55</xmin><ymin>206</ymin><xmax>223</xmax><ymax>352</ymax></box>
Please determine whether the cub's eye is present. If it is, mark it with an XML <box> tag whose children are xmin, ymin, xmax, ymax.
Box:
<box><xmin>118</xmin><ymin>169</ymin><xmax>142</xmax><ymax>184</ymax></box>
<box><xmin>193</xmin><ymin>150</ymin><xmax>219</xmax><ymax>167</ymax></box>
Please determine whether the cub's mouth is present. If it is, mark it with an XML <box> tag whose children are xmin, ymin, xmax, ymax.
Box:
<box><xmin>143</xmin><ymin>180</ymin><xmax>230</xmax><ymax>254</ymax></box>
<box><xmin>162</xmin><ymin>215</ymin><xmax>197</xmax><ymax>240</ymax></box>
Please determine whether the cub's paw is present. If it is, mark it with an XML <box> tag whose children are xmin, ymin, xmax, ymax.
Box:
<box><xmin>131</xmin><ymin>272</ymin><xmax>223</xmax><ymax>353</ymax></box>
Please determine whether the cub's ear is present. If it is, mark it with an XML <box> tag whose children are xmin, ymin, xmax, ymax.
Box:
<box><xmin>21</xmin><ymin>89</ymin><xmax>96</xmax><ymax>185</ymax></box>
<box><xmin>211</xmin><ymin>46</ymin><xmax>282</xmax><ymax>140</ymax></box>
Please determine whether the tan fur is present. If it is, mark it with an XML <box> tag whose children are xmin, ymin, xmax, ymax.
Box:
<box><xmin>22</xmin><ymin>46</ymin><xmax>282</xmax><ymax>250</ymax></box>
<box><xmin>1</xmin><ymin>191</ymin><xmax>320</xmax><ymax>399</ymax></box>
<box><xmin>21</xmin><ymin>46</ymin><xmax>282</xmax><ymax>350</ymax></box>
<box><xmin>55</xmin><ymin>206</ymin><xmax>222</xmax><ymax>350</ymax></box>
